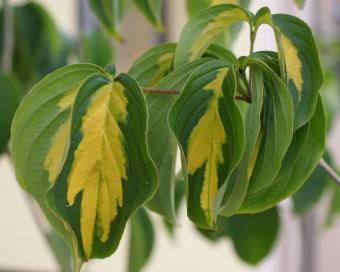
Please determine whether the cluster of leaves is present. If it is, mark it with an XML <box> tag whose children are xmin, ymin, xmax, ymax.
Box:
<box><xmin>9</xmin><ymin>1</ymin><xmax>328</xmax><ymax>271</ymax></box>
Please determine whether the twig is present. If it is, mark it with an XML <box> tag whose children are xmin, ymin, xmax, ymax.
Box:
<box><xmin>142</xmin><ymin>87</ymin><xmax>179</xmax><ymax>95</ymax></box>
<box><xmin>141</xmin><ymin>87</ymin><xmax>251</xmax><ymax>102</ymax></box>
<box><xmin>1</xmin><ymin>0</ymin><xmax>14</xmax><ymax>72</ymax></box>
<box><xmin>319</xmin><ymin>158</ymin><xmax>340</xmax><ymax>186</ymax></box>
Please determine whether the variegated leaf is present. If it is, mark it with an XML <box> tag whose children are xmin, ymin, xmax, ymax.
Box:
<box><xmin>46</xmin><ymin>71</ymin><xmax>157</xmax><ymax>259</ymax></box>
<box><xmin>169</xmin><ymin>60</ymin><xmax>245</xmax><ymax>229</ymax></box>
<box><xmin>129</xmin><ymin>43</ymin><xmax>211</xmax><ymax>223</ymax></box>
<box><xmin>174</xmin><ymin>4</ymin><xmax>251</xmax><ymax>68</ymax></box>
<box><xmin>11</xmin><ymin>64</ymin><xmax>105</xmax><ymax>268</ymax></box>
<box><xmin>253</xmin><ymin>8</ymin><xmax>324</xmax><ymax>129</ymax></box>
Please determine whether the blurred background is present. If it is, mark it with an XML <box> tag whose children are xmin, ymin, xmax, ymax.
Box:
<box><xmin>0</xmin><ymin>0</ymin><xmax>340</xmax><ymax>271</ymax></box>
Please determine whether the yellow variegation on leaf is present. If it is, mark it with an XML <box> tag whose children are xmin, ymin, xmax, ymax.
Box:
<box><xmin>169</xmin><ymin>60</ymin><xmax>245</xmax><ymax>229</ymax></box>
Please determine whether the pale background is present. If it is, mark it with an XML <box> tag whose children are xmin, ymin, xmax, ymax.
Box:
<box><xmin>1</xmin><ymin>0</ymin><xmax>340</xmax><ymax>271</ymax></box>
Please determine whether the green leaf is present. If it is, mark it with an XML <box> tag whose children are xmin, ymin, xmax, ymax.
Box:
<box><xmin>128</xmin><ymin>208</ymin><xmax>154</xmax><ymax>272</ymax></box>
<box><xmin>0</xmin><ymin>73</ymin><xmax>21</xmax><ymax>154</ymax></box>
<box><xmin>217</xmin><ymin>65</ymin><xmax>264</xmax><ymax>216</ymax></box>
<box><xmin>11</xmin><ymin>64</ymin><xmax>104</xmax><ymax>268</ymax></box>
<box><xmin>241</xmin><ymin>95</ymin><xmax>326</xmax><ymax>213</ymax></box>
<box><xmin>234</xmin><ymin>58</ymin><xmax>294</xmax><ymax>196</ymax></box>
<box><xmin>130</xmin><ymin>43</ymin><xmax>211</xmax><ymax>223</ymax></box>
<box><xmin>81</xmin><ymin>31</ymin><xmax>113</xmax><ymax>67</ymax></box>
<box><xmin>169</xmin><ymin>61</ymin><xmax>245</xmax><ymax>229</ymax></box>
<box><xmin>88</xmin><ymin>0</ymin><xmax>131</xmax><ymax>39</ymax></box>
<box><xmin>292</xmin><ymin>153</ymin><xmax>332</xmax><ymax>214</ymax></box>
<box><xmin>174</xmin><ymin>4</ymin><xmax>251</xmax><ymax>68</ymax></box>
<box><xmin>132</xmin><ymin>0</ymin><xmax>163</xmax><ymax>31</ymax></box>
<box><xmin>253</xmin><ymin>8</ymin><xmax>324</xmax><ymax>129</ymax></box>
<box><xmin>45</xmin><ymin>70</ymin><xmax>157</xmax><ymax>259</ymax></box>
<box><xmin>228</xmin><ymin>207</ymin><xmax>279</xmax><ymax>265</ymax></box>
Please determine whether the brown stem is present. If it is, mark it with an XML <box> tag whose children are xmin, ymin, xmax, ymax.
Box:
<box><xmin>142</xmin><ymin>87</ymin><xmax>251</xmax><ymax>103</ymax></box>
<box><xmin>142</xmin><ymin>87</ymin><xmax>179</xmax><ymax>95</ymax></box>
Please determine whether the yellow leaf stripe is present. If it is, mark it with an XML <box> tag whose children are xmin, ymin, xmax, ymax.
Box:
<box><xmin>148</xmin><ymin>52</ymin><xmax>174</xmax><ymax>87</ymax></box>
<box><xmin>189</xmin><ymin>8</ymin><xmax>249</xmax><ymax>62</ymax></box>
<box><xmin>187</xmin><ymin>68</ymin><xmax>228</xmax><ymax>224</ymax></box>
<box><xmin>66</xmin><ymin>82</ymin><xmax>128</xmax><ymax>257</ymax></box>
<box><xmin>44</xmin><ymin>86</ymin><xmax>78</xmax><ymax>183</ymax></box>
<box><xmin>280</xmin><ymin>34</ymin><xmax>303</xmax><ymax>101</ymax></box>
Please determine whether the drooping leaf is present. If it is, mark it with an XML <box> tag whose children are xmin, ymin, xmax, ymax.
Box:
<box><xmin>81</xmin><ymin>30</ymin><xmax>113</xmax><ymax>67</ymax></box>
<box><xmin>169</xmin><ymin>60</ymin><xmax>245</xmax><ymax>229</ymax></box>
<box><xmin>132</xmin><ymin>0</ymin><xmax>163</xmax><ymax>31</ymax></box>
<box><xmin>88</xmin><ymin>0</ymin><xmax>131</xmax><ymax>39</ymax></box>
<box><xmin>0</xmin><ymin>73</ymin><xmax>21</xmax><ymax>154</ymax></box>
<box><xmin>0</xmin><ymin>2</ymin><xmax>63</xmax><ymax>88</ymax></box>
<box><xmin>217</xmin><ymin>66</ymin><xmax>264</xmax><ymax>216</ymax></box>
<box><xmin>253</xmin><ymin>8</ymin><xmax>324</xmax><ymax>129</ymax></box>
<box><xmin>45</xmin><ymin>70</ymin><xmax>157</xmax><ymax>259</ymax></box>
<box><xmin>128</xmin><ymin>208</ymin><xmax>154</xmax><ymax>272</ymax></box>
<box><xmin>292</xmin><ymin>152</ymin><xmax>332</xmax><ymax>214</ymax></box>
<box><xmin>228</xmin><ymin>207</ymin><xmax>279</xmax><ymax>264</ymax></box>
<box><xmin>244</xmin><ymin>59</ymin><xmax>294</xmax><ymax>195</ymax></box>
<box><xmin>129</xmin><ymin>43</ymin><xmax>211</xmax><ymax>223</ymax></box>
<box><xmin>12</xmin><ymin>64</ymin><xmax>104</xmax><ymax>268</ymax></box>
<box><xmin>174</xmin><ymin>4</ymin><xmax>251</xmax><ymax>68</ymax></box>
<box><xmin>241</xmin><ymin>95</ymin><xmax>326</xmax><ymax>213</ymax></box>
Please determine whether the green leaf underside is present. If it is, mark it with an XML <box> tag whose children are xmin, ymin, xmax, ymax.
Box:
<box><xmin>128</xmin><ymin>208</ymin><xmax>154</xmax><ymax>272</ymax></box>
<box><xmin>174</xmin><ymin>4</ymin><xmax>251</xmax><ymax>68</ymax></box>
<box><xmin>0</xmin><ymin>73</ymin><xmax>21</xmax><ymax>154</ymax></box>
<box><xmin>88</xmin><ymin>0</ymin><xmax>130</xmax><ymax>39</ymax></box>
<box><xmin>11</xmin><ymin>64</ymin><xmax>105</xmax><ymax>267</ymax></box>
<box><xmin>229</xmin><ymin>207</ymin><xmax>279</xmax><ymax>264</ymax></box>
<box><xmin>47</xmin><ymin>72</ymin><xmax>157</xmax><ymax>259</ymax></box>
<box><xmin>217</xmin><ymin>66</ymin><xmax>263</xmax><ymax>216</ymax></box>
<box><xmin>241</xmin><ymin>95</ymin><xmax>326</xmax><ymax>213</ymax></box>
<box><xmin>169</xmin><ymin>60</ymin><xmax>245</xmax><ymax>229</ymax></box>
<box><xmin>132</xmin><ymin>0</ymin><xmax>163</xmax><ymax>30</ymax></box>
<box><xmin>254</xmin><ymin>8</ymin><xmax>324</xmax><ymax>129</ymax></box>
